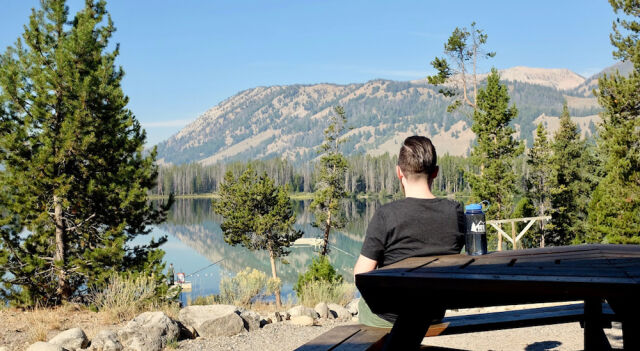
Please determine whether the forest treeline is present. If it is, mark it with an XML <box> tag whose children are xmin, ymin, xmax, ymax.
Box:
<box><xmin>153</xmin><ymin>153</ymin><xmax>475</xmax><ymax>198</ymax></box>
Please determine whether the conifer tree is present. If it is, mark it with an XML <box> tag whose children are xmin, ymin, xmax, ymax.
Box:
<box><xmin>0</xmin><ymin>0</ymin><xmax>171</xmax><ymax>306</ymax></box>
<box><xmin>427</xmin><ymin>22</ymin><xmax>496</xmax><ymax>112</ymax></box>
<box><xmin>311</xmin><ymin>106</ymin><xmax>349</xmax><ymax>256</ymax></box>
<box><xmin>526</xmin><ymin>123</ymin><xmax>552</xmax><ymax>247</ymax></box>
<box><xmin>587</xmin><ymin>0</ymin><xmax>640</xmax><ymax>244</ymax></box>
<box><xmin>546</xmin><ymin>103</ymin><xmax>593</xmax><ymax>245</ymax></box>
<box><xmin>212</xmin><ymin>168</ymin><xmax>302</xmax><ymax>307</ymax></box>
<box><xmin>467</xmin><ymin>69</ymin><xmax>523</xmax><ymax>246</ymax></box>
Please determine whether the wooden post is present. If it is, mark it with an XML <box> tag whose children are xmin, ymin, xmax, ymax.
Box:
<box><xmin>511</xmin><ymin>222</ymin><xmax>517</xmax><ymax>250</ymax></box>
<box><xmin>497</xmin><ymin>224</ymin><xmax>503</xmax><ymax>251</ymax></box>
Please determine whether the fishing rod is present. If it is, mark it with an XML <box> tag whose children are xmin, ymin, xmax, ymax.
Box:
<box><xmin>186</xmin><ymin>258</ymin><xmax>224</xmax><ymax>277</ymax></box>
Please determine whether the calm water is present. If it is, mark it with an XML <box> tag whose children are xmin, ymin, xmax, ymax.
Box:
<box><xmin>149</xmin><ymin>198</ymin><xmax>384</xmax><ymax>304</ymax></box>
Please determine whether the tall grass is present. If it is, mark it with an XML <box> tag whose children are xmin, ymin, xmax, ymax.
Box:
<box><xmin>218</xmin><ymin>268</ymin><xmax>279</xmax><ymax>307</ymax></box>
<box><xmin>297</xmin><ymin>281</ymin><xmax>356</xmax><ymax>307</ymax></box>
<box><xmin>92</xmin><ymin>274</ymin><xmax>179</xmax><ymax>322</ymax></box>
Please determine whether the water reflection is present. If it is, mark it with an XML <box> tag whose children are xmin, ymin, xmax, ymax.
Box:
<box><xmin>153</xmin><ymin>198</ymin><xmax>384</xmax><ymax>303</ymax></box>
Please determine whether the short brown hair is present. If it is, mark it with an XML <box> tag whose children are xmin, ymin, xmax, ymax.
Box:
<box><xmin>398</xmin><ymin>136</ymin><xmax>437</xmax><ymax>178</ymax></box>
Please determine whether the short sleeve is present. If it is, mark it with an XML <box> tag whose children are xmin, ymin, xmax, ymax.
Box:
<box><xmin>360</xmin><ymin>209</ymin><xmax>387</xmax><ymax>262</ymax></box>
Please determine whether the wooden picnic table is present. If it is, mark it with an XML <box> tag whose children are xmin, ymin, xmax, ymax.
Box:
<box><xmin>355</xmin><ymin>244</ymin><xmax>640</xmax><ymax>350</ymax></box>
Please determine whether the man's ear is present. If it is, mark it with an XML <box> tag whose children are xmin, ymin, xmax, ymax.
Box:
<box><xmin>430</xmin><ymin>166</ymin><xmax>439</xmax><ymax>180</ymax></box>
<box><xmin>396</xmin><ymin>165</ymin><xmax>404</xmax><ymax>180</ymax></box>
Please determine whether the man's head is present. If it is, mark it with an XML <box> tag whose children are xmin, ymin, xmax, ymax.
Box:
<box><xmin>397</xmin><ymin>136</ymin><xmax>438</xmax><ymax>186</ymax></box>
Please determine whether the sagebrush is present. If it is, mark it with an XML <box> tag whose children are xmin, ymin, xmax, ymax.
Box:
<box><xmin>218</xmin><ymin>268</ymin><xmax>280</xmax><ymax>307</ymax></box>
<box><xmin>92</xmin><ymin>274</ymin><xmax>179</xmax><ymax>322</ymax></box>
<box><xmin>297</xmin><ymin>280</ymin><xmax>355</xmax><ymax>307</ymax></box>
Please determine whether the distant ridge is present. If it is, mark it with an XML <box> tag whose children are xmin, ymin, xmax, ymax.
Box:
<box><xmin>156</xmin><ymin>65</ymin><xmax>619</xmax><ymax>166</ymax></box>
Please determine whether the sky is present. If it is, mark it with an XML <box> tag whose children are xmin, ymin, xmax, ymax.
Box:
<box><xmin>0</xmin><ymin>0</ymin><xmax>622</xmax><ymax>146</ymax></box>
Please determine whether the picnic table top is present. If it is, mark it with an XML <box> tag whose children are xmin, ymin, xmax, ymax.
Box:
<box><xmin>356</xmin><ymin>244</ymin><xmax>640</xmax><ymax>313</ymax></box>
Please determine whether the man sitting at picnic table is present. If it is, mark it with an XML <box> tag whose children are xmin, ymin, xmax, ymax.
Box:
<box><xmin>354</xmin><ymin>135</ymin><xmax>465</xmax><ymax>328</ymax></box>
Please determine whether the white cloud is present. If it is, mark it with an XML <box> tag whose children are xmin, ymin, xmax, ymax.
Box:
<box><xmin>142</xmin><ymin>119</ymin><xmax>194</xmax><ymax>128</ymax></box>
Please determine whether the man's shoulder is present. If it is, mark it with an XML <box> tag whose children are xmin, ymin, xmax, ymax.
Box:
<box><xmin>379</xmin><ymin>197</ymin><xmax>462</xmax><ymax>211</ymax></box>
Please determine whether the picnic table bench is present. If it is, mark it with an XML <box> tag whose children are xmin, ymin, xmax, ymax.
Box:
<box><xmin>299</xmin><ymin>244</ymin><xmax>640</xmax><ymax>350</ymax></box>
<box><xmin>356</xmin><ymin>244</ymin><xmax>640</xmax><ymax>350</ymax></box>
<box><xmin>297</xmin><ymin>301</ymin><xmax>616</xmax><ymax>350</ymax></box>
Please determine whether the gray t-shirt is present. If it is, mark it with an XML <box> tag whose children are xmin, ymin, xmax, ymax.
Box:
<box><xmin>360</xmin><ymin>197</ymin><xmax>465</xmax><ymax>267</ymax></box>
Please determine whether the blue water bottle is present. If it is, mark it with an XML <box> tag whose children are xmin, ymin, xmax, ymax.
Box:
<box><xmin>465</xmin><ymin>201</ymin><xmax>488</xmax><ymax>255</ymax></box>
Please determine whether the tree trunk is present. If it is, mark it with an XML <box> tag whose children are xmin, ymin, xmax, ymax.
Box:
<box><xmin>53</xmin><ymin>195</ymin><xmax>71</xmax><ymax>300</ymax></box>
<box><xmin>268</xmin><ymin>249</ymin><xmax>282</xmax><ymax>308</ymax></box>
<box><xmin>321</xmin><ymin>209</ymin><xmax>332</xmax><ymax>256</ymax></box>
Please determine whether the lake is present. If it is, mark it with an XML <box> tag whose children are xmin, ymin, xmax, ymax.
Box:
<box><xmin>150</xmin><ymin>198</ymin><xmax>385</xmax><ymax>304</ymax></box>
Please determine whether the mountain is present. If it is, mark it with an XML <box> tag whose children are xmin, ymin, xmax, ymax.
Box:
<box><xmin>156</xmin><ymin>66</ymin><xmax>608</xmax><ymax>166</ymax></box>
<box><xmin>571</xmin><ymin>60</ymin><xmax>633</xmax><ymax>97</ymax></box>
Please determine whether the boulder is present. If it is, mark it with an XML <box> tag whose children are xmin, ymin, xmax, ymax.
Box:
<box><xmin>178</xmin><ymin>305</ymin><xmax>245</xmax><ymax>337</ymax></box>
<box><xmin>48</xmin><ymin>327</ymin><xmax>89</xmax><ymax>351</ymax></box>
<box><xmin>287</xmin><ymin>305</ymin><xmax>319</xmax><ymax>319</ymax></box>
<box><xmin>117</xmin><ymin>311</ymin><xmax>180</xmax><ymax>351</ymax></box>
<box><xmin>239</xmin><ymin>310</ymin><xmax>261</xmax><ymax>331</ymax></box>
<box><xmin>26</xmin><ymin>342</ymin><xmax>66</xmax><ymax>351</ymax></box>
<box><xmin>87</xmin><ymin>330</ymin><xmax>123</xmax><ymax>351</ymax></box>
<box><xmin>346</xmin><ymin>298</ymin><xmax>360</xmax><ymax>315</ymax></box>
<box><xmin>0</xmin><ymin>346</ymin><xmax>7</xmax><ymax>351</ymax></box>
<box><xmin>328</xmin><ymin>303</ymin><xmax>351</xmax><ymax>320</ymax></box>
<box><xmin>314</xmin><ymin>302</ymin><xmax>329</xmax><ymax>319</ymax></box>
<box><xmin>267</xmin><ymin>311</ymin><xmax>283</xmax><ymax>323</ymax></box>
<box><xmin>289</xmin><ymin>315</ymin><xmax>314</xmax><ymax>326</ymax></box>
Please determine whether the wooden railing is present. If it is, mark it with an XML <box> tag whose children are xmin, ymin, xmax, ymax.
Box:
<box><xmin>487</xmin><ymin>216</ymin><xmax>551</xmax><ymax>250</ymax></box>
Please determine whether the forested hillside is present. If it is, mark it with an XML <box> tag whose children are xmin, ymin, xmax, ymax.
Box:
<box><xmin>155</xmin><ymin>66</ymin><xmax>610</xmax><ymax>165</ymax></box>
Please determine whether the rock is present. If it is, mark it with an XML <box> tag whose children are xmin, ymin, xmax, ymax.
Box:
<box><xmin>267</xmin><ymin>311</ymin><xmax>283</xmax><ymax>323</ymax></box>
<box><xmin>287</xmin><ymin>305</ymin><xmax>319</xmax><ymax>319</ymax></box>
<box><xmin>346</xmin><ymin>298</ymin><xmax>360</xmax><ymax>315</ymax></box>
<box><xmin>289</xmin><ymin>315</ymin><xmax>314</xmax><ymax>326</ymax></box>
<box><xmin>314</xmin><ymin>302</ymin><xmax>329</xmax><ymax>319</ymax></box>
<box><xmin>239</xmin><ymin>310</ymin><xmax>261</xmax><ymax>331</ymax></box>
<box><xmin>48</xmin><ymin>327</ymin><xmax>89</xmax><ymax>351</ymax></box>
<box><xmin>117</xmin><ymin>311</ymin><xmax>180</xmax><ymax>351</ymax></box>
<box><xmin>87</xmin><ymin>330</ymin><xmax>123</xmax><ymax>351</ymax></box>
<box><xmin>328</xmin><ymin>303</ymin><xmax>351</xmax><ymax>320</ymax></box>
<box><xmin>178</xmin><ymin>305</ymin><xmax>245</xmax><ymax>337</ymax></box>
<box><xmin>0</xmin><ymin>347</ymin><xmax>7</xmax><ymax>351</ymax></box>
<box><xmin>26</xmin><ymin>342</ymin><xmax>66</xmax><ymax>351</ymax></box>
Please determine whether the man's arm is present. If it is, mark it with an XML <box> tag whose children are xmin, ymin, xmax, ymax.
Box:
<box><xmin>353</xmin><ymin>254</ymin><xmax>378</xmax><ymax>279</ymax></box>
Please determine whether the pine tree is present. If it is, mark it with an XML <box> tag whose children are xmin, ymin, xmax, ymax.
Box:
<box><xmin>212</xmin><ymin>168</ymin><xmax>302</xmax><ymax>307</ymax></box>
<box><xmin>427</xmin><ymin>22</ymin><xmax>496</xmax><ymax>112</ymax></box>
<box><xmin>587</xmin><ymin>0</ymin><xmax>640</xmax><ymax>244</ymax></box>
<box><xmin>546</xmin><ymin>103</ymin><xmax>593</xmax><ymax>245</ymax></box>
<box><xmin>526</xmin><ymin>123</ymin><xmax>552</xmax><ymax>247</ymax></box>
<box><xmin>311</xmin><ymin>106</ymin><xmax>349</xmax><ymax>256</ymax></box>
<box><xmin>467</xmin><ymin>69</ymin><xmax>523</xmax><ymax>247</ymax></box>
<box><xmin>0</xmin><ymin>0</ymin><xmax>171</xmax><ymax>306</ymax></box>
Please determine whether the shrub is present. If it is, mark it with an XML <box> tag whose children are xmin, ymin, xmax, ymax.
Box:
<box><xmin>218</xmin><ymin>268</ymin><xmax>280</xmax><ymax>307</ymax></box>
<box><xmin>92</xmin><ymin>273</ymin><xmax>178</xmax><ymax>322</ymax></box>
<box><xmin>294</xmin><ymin>256</ymin><xmax>343</xmax><ymax>297</ymax></box>
<box><xmin>190</xmin><ymin>294</ymin><xmax>217</xmax><ymax>306</ymax></box>
<box><xmin>297</xmin><ymin>280</ymin><xmax>356</xmax><ymax>307</ymax></box>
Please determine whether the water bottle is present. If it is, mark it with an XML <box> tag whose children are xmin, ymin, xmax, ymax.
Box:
<box><xmin>465</xmin><ymin>201</ymin><xmax>488</xmax><ymax>255</ymax></box>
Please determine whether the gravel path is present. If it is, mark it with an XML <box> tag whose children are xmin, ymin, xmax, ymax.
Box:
<box><xmin>177</xmin><ymin>319</ymin><xmax>358</xmax><ymax>351</ymax></box>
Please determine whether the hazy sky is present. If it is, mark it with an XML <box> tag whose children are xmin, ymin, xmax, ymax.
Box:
<box><xmin>0</xmin><ymin>1</ymin><xmax>622</xmax><ymax>145</ymax></box>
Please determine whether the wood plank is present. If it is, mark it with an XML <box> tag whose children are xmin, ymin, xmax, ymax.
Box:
<box><xmin>427</xmin><ymin>303</ymin><xmax>616</xmax><ymax>336</ymax></box>
<box><xmin>331</xmin><ymin>326</ymin><xmax>389</xmax><ymax>351</ymax></box>
<box><xmin>294</xmin><ymin>325</ymin><xmax>362</xmax><ymax>351</ymax></box>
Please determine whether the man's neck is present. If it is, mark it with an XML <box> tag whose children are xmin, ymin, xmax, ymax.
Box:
<box><xmin>403</xmin><ymin>180</ymin><xmax>436</xmax><ymax>199</ymax></box>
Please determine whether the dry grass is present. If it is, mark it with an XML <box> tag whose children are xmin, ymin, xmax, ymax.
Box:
<box><xmin>92</xmin><ymin>274</ymin><xmax>179</xmax><ymax>323</ymax></box>
<box><xmin>297</xmin><ymin>281</ymin><xmax>356</xmax><ymax>308</ymax></box>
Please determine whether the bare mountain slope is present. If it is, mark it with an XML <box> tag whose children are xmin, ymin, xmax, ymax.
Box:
<box><xmin>156</xmin><ymin>67</ymin><xmax>603</xmax><ymax>165</ymax></box>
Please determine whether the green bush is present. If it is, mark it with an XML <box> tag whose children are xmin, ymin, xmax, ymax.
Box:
<box><xmin>218</xmin><ymin>267</ymin><xmax>280</xmax><ymax>307</ymax></box>
<box><xmin>297</xmin><ymin>280</ymin><xmax>355</xmax><ymax>307</ymax></box>
<box><xmin>294</xmin><ymin>256</ymin><xmax>343</xmax><ymax>297</ymax></box>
